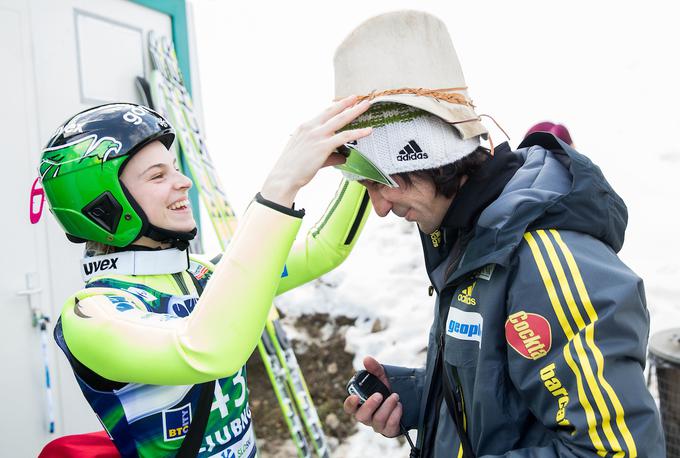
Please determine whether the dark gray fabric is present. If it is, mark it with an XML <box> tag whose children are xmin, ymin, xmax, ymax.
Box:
<box><xmin>383</xmin><ymin>364</ymin><xmax>425</xmax><ymax>430</ymax></box>
<box><xmin>384</xmin><ymin>133</ymin><xmax>665</xmax><ymax>457</ymax></box>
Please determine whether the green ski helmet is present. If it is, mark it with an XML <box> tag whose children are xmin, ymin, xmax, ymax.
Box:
<box><xmin>39</xmin><ymin>103</ymin><xmax>196</xmax><ymax>248</ymax></box>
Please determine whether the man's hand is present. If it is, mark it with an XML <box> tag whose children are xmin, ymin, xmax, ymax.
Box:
<box><xmin>343</xmin><ymin>356</ymin><xmax>403</xmax><ymax>437</ymax></box>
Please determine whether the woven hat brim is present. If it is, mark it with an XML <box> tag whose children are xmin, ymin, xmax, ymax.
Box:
<box><xmin>367</xmin><ymin>94</ymin><xmax>487</xmax><ymax>140</ymax></box>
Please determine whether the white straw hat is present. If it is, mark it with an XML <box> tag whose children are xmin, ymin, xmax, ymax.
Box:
<box><xmin>334</xmin><ymin>10</ymin><xmax>487</xmax><ymax>141</ymax></box>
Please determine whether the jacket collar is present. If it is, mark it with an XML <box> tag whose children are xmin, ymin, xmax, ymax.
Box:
<box><xmin>420</xmin><ymin>143</ymin><xmax>522</xmax><ymax>276</ymax></box>
<box><xmin>446</xmin><ymin>132</ymin><xmax>627</xmax><ymax>286</ymax></box>
<box><xmin>442</xmin><ymin>142</ymin><xmax>520</xmax><ymax>230</ymax></box>
<box><xmin>432</xmin><ymin>143</ymin><xmax>522</xmax><ymax>249</ymax></box>
<box><xmin>80</xmin><ymin>248</ymin><xmax>189</xmax><ymax>281</ymax></box>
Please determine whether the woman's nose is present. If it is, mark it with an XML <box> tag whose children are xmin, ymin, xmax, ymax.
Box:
<box><xmin>175</xmin><ymin>171</ymin><xmax>193</xmax><ymax>190</ymax></box>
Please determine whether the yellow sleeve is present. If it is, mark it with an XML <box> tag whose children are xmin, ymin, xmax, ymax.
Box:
<box><xmin>61</xmin><ymin>200</ymin><xmax>302</xmax><ymax>385</ymax></box>
<box><xmin>276</xmin><ymin>179</ymin><xmax>370</xmax><ymax>295</ymax></box>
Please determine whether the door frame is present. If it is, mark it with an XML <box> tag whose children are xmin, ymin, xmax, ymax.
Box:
<box><xmin>130</xmin><ymin>0</ymin><xmax>202</xmax><ymax>233</ymax></box>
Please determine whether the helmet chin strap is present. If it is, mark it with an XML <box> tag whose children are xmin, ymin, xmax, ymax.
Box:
<box><xmin>119</xmin><ymin>181</ymin><xmax>197</xmax><ymax>251</ymax></box>
<box><xmin>144</xmin><ymin>224</ymin><xmax>197</xmax><ymax>251</ymax></box>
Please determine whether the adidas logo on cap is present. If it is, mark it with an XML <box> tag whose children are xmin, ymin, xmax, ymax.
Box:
<box><xmin>397</xmin><ymin>140</ymin><xmax>429</xmax><ymax>161</ymax></box>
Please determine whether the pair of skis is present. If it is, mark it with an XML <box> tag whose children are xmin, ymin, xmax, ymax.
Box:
<box><xmin>139</xmin><ymin>33</ymin><xmax>329</xmax><ymax>458</ymax></box>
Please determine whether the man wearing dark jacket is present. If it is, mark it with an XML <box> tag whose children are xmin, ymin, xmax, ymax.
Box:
<box><xmin>338</xmin><ymin>11</ymin><xmax>665</xmax><ymax>458</ymax></box>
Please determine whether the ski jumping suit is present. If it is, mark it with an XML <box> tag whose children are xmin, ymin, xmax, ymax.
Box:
<box><xmin>384</xmin><ymin>133</ymin><xmax>665</xmax><ymax>457</ymax></box>
<box><xmin>55</xmin><ymin>180</ymin><xmax>370</xmax><ymax>458</ymax></box>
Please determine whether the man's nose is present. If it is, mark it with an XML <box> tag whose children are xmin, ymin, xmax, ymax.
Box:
<box><xmin>366</xmin><ymin>188</ymin><xmax>391</xmax><ymax>217</ymax></box>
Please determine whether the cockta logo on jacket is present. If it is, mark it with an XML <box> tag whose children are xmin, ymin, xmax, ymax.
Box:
<box><xmin>505</xmin><ymin>311</ymin><xmax>552</xmax><ymax>360</ymax></box>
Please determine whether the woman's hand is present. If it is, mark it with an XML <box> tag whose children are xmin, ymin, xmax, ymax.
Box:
<box><xmin>261</xmin><ymin>95</ymin><xmax>372</xmax><ymax>207</ymax></box>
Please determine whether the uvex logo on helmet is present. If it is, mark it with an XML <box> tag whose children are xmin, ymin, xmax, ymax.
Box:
<box><xmin>505</xmin><ymin>311</ymin><xmax>552</xmax><ymax>360</ymax></box>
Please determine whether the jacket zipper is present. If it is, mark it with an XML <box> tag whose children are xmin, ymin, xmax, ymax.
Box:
<box><xmin>418</xmin><ymin>254</ymin><xmax>443</xmax><ymax>456</ymax></box>
<box><xmin>449</xmin><ymin>358</ymin><xmax>466</xmax><ymax>428</ymax></box>
<box><xmin>418</xmin><ymin>228</ymin><xmax>477</xmax><ymax>457</ymax></box>
<box><xmin>439</xmin><ymin>332</ymin><xmax>465</xmax><ymax>418</ymax></box>
<box><xmin>418</xmin><ymin>275</ymin><xmax>475</xmax><ymax>457</ymax></box>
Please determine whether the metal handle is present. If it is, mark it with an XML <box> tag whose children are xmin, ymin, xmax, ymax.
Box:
<box><xmin>17</xmin><ymin>287</ymin><xmax>43</xmax><ymax>297</ymax></box>
<box><xmin>16</xmin><ymin>272</ymin><xmax>42</xmax><ymax>298</ymax></box>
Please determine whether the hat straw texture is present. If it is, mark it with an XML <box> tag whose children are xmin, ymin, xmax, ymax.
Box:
<box><xmin>334</xmin><ymin>10</ymin><xmax>488</xmax><ymax>140</ymax></box>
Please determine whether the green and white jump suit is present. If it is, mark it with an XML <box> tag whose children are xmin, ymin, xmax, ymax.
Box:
<box><xmin>55</xmin><ymin>181</ymin><xmax>370</xmax><ymax>458</ymax></box>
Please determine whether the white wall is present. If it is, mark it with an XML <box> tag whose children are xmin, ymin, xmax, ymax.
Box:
<box><xmin>0</xmin><ymin>1</ymin><xmax>198</xmax><ymax>455</ymax></box>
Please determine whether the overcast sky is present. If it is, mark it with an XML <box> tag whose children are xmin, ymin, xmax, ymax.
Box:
<box><xmin>191</xmin><ymin>0</ymin><xmax>680</xmax><ymax>282</ymax></box>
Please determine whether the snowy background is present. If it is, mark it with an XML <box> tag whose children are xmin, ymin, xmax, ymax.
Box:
<box><xmin>190</xmin><ymin>1</ymin><xmax>680</xmax><ymax>455</ymax></box>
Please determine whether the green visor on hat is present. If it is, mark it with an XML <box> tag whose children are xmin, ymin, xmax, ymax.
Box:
<box><xmin>334</xmin><ymin>144</ymin><xmax>398</xmax><ymax>188</ymax></box>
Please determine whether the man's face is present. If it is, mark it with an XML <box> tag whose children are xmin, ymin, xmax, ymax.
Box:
<box><xmin>360</xmin><ymin>175</ymin><xmax>453</xmax><ymax>234</ymax></box>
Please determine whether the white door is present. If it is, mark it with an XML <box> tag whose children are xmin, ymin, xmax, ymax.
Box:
<box><xmin>0</xmin><ymin>0</ymin><xmax>173</xmax><ymax>455</ymax></box>
<box><xmin>0</xmin><ymin>1</ymin><xmax>53</xmax><ymax>455</ymax></box>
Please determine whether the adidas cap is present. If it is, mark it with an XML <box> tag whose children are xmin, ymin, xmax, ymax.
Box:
<box><xmin>340</xmin><ymin>103</ymin><xmax>480</xmax><ymax>183</ymax></box>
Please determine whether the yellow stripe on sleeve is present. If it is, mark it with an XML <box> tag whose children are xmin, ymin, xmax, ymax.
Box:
<box><xmin>550</xmin><ymin>230</ymin><xmax>638</xmax><ymax>457</ymax></box>
<box><xmin>523</xmin><ymin>233</ymin><xmax>574</xmax><ymax>339</ymax></box>
<box><xmin>563</xmin><ymin>343</ymin><xmax>609</xmax><ymax>456</ymax></box>
<box><xmin>573</xmin><ymin>332</ymin><xmax>624</xmax><ymax>457</ymax></box>
<box><xmin>537</xmin><ymin>230</ymin><xmax>624</xmax><ymax>455</ymax></box>
<box><xmin>523</xmin><ymin>232</ymin><xmax>605</xmax><ymax>452</ymax></box>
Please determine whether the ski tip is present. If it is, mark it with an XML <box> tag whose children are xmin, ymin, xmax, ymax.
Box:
<box><xmin>135</xmin><ymin>76</ymin><xmax>155</xmax><ymax>110</ymax></box>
